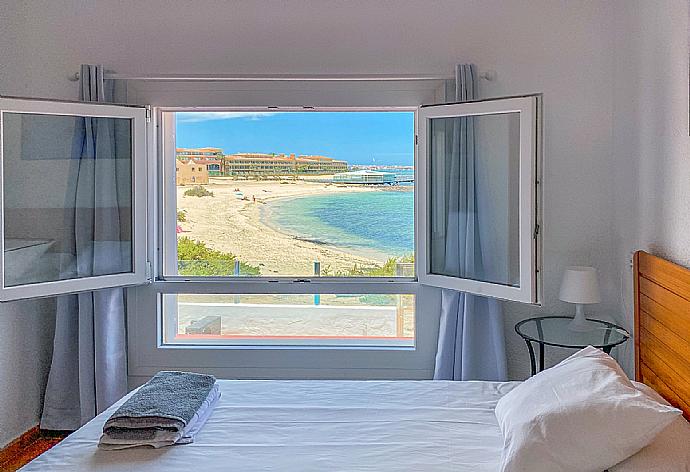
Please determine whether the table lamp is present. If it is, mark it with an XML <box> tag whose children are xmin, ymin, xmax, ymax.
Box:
<box><xmin>559</xmin><ymin>266</ymin><xmax>601</xmax><ymax>331</ymax></box>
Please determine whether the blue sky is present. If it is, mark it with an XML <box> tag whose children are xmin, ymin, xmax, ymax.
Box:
<box><xmin>175</xmin><ymin>111</ymin><xmax>414</xmax><ymax>166</ymax></box>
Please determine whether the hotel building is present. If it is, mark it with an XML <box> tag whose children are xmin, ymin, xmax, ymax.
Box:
<box><xmin>222</xmin><ymin>153</ymin><xmax>347</xmax><ymax>176</ymax></box>
<box><xmin>176</xmin><ymin>148</ymin><xmax>348</xmax><ymax>176</ymax></box>
<box><xmin>176</xmin><ymin>148</ymin><xmax>223</xmax><ymax>176</ymax></box>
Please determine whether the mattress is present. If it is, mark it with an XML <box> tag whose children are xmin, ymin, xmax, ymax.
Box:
<box><xmin>21</xmin><ymin>379</ymin><xmax>520</xmax><ymax>472</ymax></box>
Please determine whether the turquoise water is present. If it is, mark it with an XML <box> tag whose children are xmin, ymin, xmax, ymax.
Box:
<box><xmin>265</xmin><ymin>189</ymin><xmax>414</xmax><ymax>259</ymax></box>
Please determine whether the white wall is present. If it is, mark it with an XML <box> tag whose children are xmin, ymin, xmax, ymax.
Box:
<box><xmin>611</xmin><ymin>0</ymin><xmax>690</xmax><ymax>375</ymax></box>
<box><xmin>1</xmin><ymin>0</ymin><xmax>684</xmax><ymax>399</ymax></box>
<box><xmin>0</xmin><ymin>300</ymin><xmax>55</xmax><ymax>447</ymax></box>
<box><xmin>0</xmin><ymin>1</ymin><xmax>56</xmax><ymax>447</ymax></box>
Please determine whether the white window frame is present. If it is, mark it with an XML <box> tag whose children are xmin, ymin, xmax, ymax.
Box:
<box><xmin>126</xmin><ymin>85</ymin><xmax>441</xmax><ymax>380</ymax></box>
<box><xmin>417</xmin><ymin>95</ymin><xmax>542</xmax><ymax>304</ymax></box>
<box><xmin>0</xmin><ymin>96</ymin><xmax>148</xmax><ymax>301</ymax></box>
<box><xmin>153</xmin><ymin>106</ymin><xmax>420</xmax><ymax>349</ymax></box>
<box><xmin>127</xmin><ymin>281</ymin><xmax>434</xmax><ymax>381</ymax></box>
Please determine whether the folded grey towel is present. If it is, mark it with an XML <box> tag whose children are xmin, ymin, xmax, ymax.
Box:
<box><xmin>99</xmin><ymin>383</ymin><xmax>221</xmax><ymax>450</ymax></box>
<box><xmin>100</xmin><ymin>371</ymin><xmax>216</xmax><ymax>448</ymax></box>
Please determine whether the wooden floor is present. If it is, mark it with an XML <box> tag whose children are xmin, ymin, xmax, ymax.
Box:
<box><xmin>0</xmin><ymin>428</ymin><xmax>68</xmax><ymax>472</ymax></box>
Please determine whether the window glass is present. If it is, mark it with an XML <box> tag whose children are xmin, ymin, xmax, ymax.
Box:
<box><xmin>162</xmin><ymin>293</ymin><xmax>415</xmax><ymax>347</ymax></box>
<box><xmin>169</xmin><ymin>111</ymin><xmax>415</xmax><ymax>278</ymax></box>
<box><xmin>428</xmin><ymin>112</ymin><xmax>521</xmax><ymax>287</ymax></box>
<box><xmin>2</xmin><ymin>112</ymin><xmax>133</xmax><ymax>287</ymax></box>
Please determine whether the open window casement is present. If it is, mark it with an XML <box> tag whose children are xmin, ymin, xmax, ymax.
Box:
<box><xmin>0</xmin><ymin>96</ymin><xmax>148</xmax><ymax>301</ymax></box>
<box><xmin>417</xmin><ymin>95</ymin><xmax>541</xmax><ymax>304</ymax></box>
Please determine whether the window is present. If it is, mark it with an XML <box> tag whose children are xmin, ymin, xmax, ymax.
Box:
<box><xmin>162</xmin><ymin>293</ymin><xmax>415</xmax><ymax>348</ymax></box>
<box><xmin>1</xmin><ymin>91</ymin><xmax>540</xmax><ymax>371</ymax></box>
<box><xmin>160</xmin><ymin>109</ymin><xmax>417</xmax><ymax>348</ymax></box>
<box><xmin>418</xmin><ymin>96</ymin><xmax>541</xmax><ymax>303</ymax></box>
<box><xmin>0</xmin><ymin>96</ymin><xmax>147</xmax><ymax>301</ymax></box>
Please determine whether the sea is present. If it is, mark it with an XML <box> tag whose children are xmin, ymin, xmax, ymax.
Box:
<box><xmin>264</xmin><ymin>172</ymin><xmax>414</xmax><ymax>260</ymax></box>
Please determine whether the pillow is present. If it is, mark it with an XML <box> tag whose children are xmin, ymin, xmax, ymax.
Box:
<box><xmin>495</xmin><ymin>346</ymin><xmax>682</xmax><ymax>472</ymax></box>
<box><xmin>609</xmin><ymin>382</ymin><xmax>690</xmax><ymax>472</ymax></box>
<box><xmin>632</xmin><ymin>380</ymin><xmax>673</xmax><ymax>406</ymax></box>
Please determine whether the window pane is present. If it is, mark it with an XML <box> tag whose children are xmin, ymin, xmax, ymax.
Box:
<box><xmin>162</xmin><ymin>293</ymin><xmax>415</xmax><ymax>347</ymax></box>
<box><xmin>169</xmin><ymin>111</ymin><xmax>414</xmax><ymax>278</ymax></box>
<box><xmin>428</xmin><ymin>112</ymin><xmax>520</xmax><ymax>287</ymax></box>
<box><xmin>2</xmin><ymin>112</ymin><xmax>133</xmax><ymax>286</ymax></box>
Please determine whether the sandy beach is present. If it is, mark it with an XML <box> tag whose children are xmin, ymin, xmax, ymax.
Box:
<box><xmin>176</xmin><ymin>176</ymin><xmax>398</xmax><ymax>276</ymax></box>
<box><xmin>175</xmin><ymin>177</ymin><xmax>416</xmax><ymax>340</ymax></box>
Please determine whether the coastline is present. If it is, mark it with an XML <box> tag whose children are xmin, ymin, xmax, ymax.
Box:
<box><xmin>258</xmin><ymin>194</ymin><xmax>399</xmax><ymax>264</ymax></box>
<box><xmin>176</xmin><ymin>177</ymin><xmax>397</xmax><ymax>276</ymax></box>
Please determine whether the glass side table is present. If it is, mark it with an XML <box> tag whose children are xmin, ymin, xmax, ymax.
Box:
<box><xmin>515</xmin><ymin>316</ymin><xmax>630</xmax><ymax>376</ymax></box>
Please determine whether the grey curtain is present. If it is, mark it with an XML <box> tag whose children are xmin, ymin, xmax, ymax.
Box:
<box><xmin>41</xmin><ymin>64</ymin><xmax>128</xmax><ymax>430</ymax></box>
<box><xmin>432</xmin><ymin>64</ymin><xmax>508</xmax><ymax>381</ymax></box>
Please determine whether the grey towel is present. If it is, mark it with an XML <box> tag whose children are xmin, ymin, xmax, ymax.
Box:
<box><xmin>99</xmin><ymin>382</ymin><xmax>221</xmax><ymax>450</ymax></box>
<box><xmin>100</xmin><ymin>371</ymin><xmax>216</xmax><ymax>448</ymax></box>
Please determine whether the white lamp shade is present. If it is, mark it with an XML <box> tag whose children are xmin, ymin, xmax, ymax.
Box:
<box><xmin>559</xmin><ymin>266</ymin><xmax>601</xmax><ymax>304</ymax></box>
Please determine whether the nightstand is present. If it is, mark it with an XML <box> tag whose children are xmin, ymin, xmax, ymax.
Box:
<box><xmin>515</xmin><ymin>316</ymin><xmax>629</xmax><ymax>376</ymax></box>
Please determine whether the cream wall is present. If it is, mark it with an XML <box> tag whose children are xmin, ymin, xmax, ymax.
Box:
<box><xmin>0</xmin><ymin>0</ymin><xmax>686</xmax><ymax>426</ymax></box>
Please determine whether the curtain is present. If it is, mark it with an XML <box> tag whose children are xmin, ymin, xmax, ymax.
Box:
<box><xmin>432</xmin><ymin>64</ymin><xmax>508</xmax><ymax>381</ymax></box>
<box><xmin>41</xmin><ymin>64</ymin><xmax>128</xmax><ymax>430</ymax></box>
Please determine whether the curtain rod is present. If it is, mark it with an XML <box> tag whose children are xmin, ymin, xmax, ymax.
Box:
<box><xmin>68</xmin><ymin>72</ymin><xmax>496</xmax><ymax>82</ymax></box>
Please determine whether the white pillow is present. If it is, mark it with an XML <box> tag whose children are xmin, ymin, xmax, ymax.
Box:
<box><xmin>495</xmin><ymin>346</ymin><xmax>682</xmax><ymax>472</ymax></box>
<box><xmin>609</xmin><ymin>382</ymin><xmax>690</xmax><ymax>472</ymax></box>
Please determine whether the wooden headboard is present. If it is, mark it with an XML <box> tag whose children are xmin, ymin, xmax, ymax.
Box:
<box><xmin>634</xmin><ymin>250</ymin><xmax>690</xmax><ymax>419</ymax></box>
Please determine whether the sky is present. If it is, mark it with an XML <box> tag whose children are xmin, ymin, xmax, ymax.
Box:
<box><xmin>175</xmin><ymin>111</ymin><xmax>414</xmax><ymax>166</ymax></box>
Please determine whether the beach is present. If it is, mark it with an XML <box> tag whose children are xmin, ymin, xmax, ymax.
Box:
<box><xmin>176</xmin><ymin>176</ymin><xmax>404</xmax><ymax>276</ymax></box>
<box><xmin>175</xmin><ymin>176</ymin><xmax>416</xmax><ymax>340</ymax></box>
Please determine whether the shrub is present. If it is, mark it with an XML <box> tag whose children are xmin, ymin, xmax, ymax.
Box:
<box><xmin>177</xmin><ymin>237</ymin><xmax>260</xmax><ymax>276</ymax></box>
<box><xmin>357</xmin><ymin>254</ymin><xmax>414</xmax><ymax>277</ymax></box>
<box><xmin>184</xmin><ymin>186</ymin><xmax>214</xmax><ymax>197</ymax></box>
<box><xmin>176</xmin><ymin>210</ymin><xmax>187</xmax><ymax>222</ymax></box>
<box><xmin>319</xmin><ymin>254</ymin><xmax>414</xmax><ymax>277</ymax></box>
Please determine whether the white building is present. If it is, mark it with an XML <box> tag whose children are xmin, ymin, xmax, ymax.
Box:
<box><xmin>333</xmin><ymin>169</ymin><xmax>397</xmax><ymax>184</ymax></box>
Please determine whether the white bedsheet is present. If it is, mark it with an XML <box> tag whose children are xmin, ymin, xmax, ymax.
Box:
<box><xmin>21</xmin><ymin>380</ymin><xmax>520</xmax><ymax>472</ymax></box>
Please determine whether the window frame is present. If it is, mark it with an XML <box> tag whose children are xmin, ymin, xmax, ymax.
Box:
<box><xmin>0</xmin><ymin>96</ymin><xmax>149</xmax><ymax>302</ymax></box>
<box><xmin>127</xmin><ymin>281</ymin><xmax>435</xmax><ymax>381</ymax></box>
<box><xmin>417</xmin><ymin>95</ymin><xmax>542</xmax><ymax>304</ymax></box>
<box><xmin>151</xmin><ymin>106</ymin><xmax>420</xmax><ymax>350</ymax></box>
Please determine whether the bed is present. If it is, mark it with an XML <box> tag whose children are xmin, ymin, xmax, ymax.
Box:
<box><xmin>20</xmin><ymin>251</ymin><xmax>690</xmax><ymax>471</ymax></box>
<box><xmin>21</xmin><ymin>380</ymin><xmax>517</xmax><ymax>471</ymax></box>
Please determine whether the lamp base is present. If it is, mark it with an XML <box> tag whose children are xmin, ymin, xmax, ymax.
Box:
<box><xmin>567</xmin><ymin>304</ymin><xmax>597</xmax><ymax>332</ymax></box>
